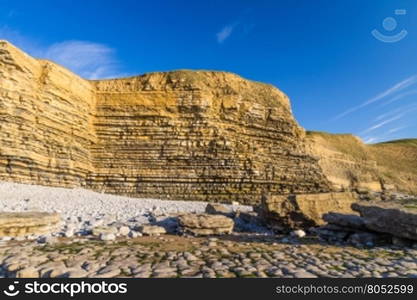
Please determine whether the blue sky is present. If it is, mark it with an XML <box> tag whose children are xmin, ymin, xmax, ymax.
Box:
<box><xmin>1</xmin><ymin>0</ymin><xmax>416</xmax><ymax>143</ymax></box>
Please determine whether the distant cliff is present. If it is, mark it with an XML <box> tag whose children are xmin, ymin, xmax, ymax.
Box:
<box><xmin>0</xmin><ymin>40</ymin><xmax>331</xmax><ymax>204</ymax></box>
<box><xmin>306</xmin><ymin>131</ymin><xmax>417</xmax><ymax>195</ymax></box>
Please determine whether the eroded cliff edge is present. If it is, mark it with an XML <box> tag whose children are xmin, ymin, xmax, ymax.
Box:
<box><xmin>0</xmin><ymin>40</ymin><xmax>331</xmax><ymax>204</ymax></box>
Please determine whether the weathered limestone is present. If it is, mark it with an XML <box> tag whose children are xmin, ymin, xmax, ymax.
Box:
<box><xmin>205</xmin><ymin>203</ymin><xmax>232</xmax><ymax>216</ymax></box>
<box><xmin>0</xmin><ymin>212</ymin><xmax>60</xmax><ymax>236</ymax></box>
<box><xmin>260</xmin><ymin>192</ymin><xmax>358</xmax><ymax>230</ymax></box>
<box><xmin>178</xmin><ymin>213</ymin><xmax>234</xmax><ymax>235</ymax></box>
<box><xmin>0</xmin><ymin>40</ymin><xmax>331</xmax><ymax>204</ymax></box>
<box><xmin>352</xmin><ymin>202</ymin><xmax>417</xmax><ymax>241</ymax></box>
<box><xmin>139</xmin><ymin>225</ymin><xmax>166</xmax><ymax>236</ymax></box>
<box><xmin>0</xmin><ymin>41</ymin><xmax>96</xmax><ymax>188</ymax></box>
<box><xmin>323</xmin><ymin>212</ymin><xmax>367</xmax><ymax>231</ymax></box>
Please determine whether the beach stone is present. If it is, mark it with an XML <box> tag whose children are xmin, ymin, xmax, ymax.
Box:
<box><xmin>92</xmin><ymin>226</ymin><xmax>118</xmax><ymax>236</ymax></box>
<box><xmin>16</xmin><ymin>266</ymin><xmax>39</xmax><ymax>278</ymax></box>
<box><xmin>290</xmin><ymin>229</ymin><xmax>306</xmax><ymax>238</ymax></box>
<box><xmin>178</xmin><ymin>213</ymin><xmax>234</xmax><ymax>235</ymax></box>
<box><xmin>118</xmin><ymin>226</ymin><xmax>130</xmax><ymax>236</ymax></box>
<box><xmin>99</xmin><ymin>233</ymin><xmax>116</xmax><ymax>241</ymax></box>
<box><xmin>139</xmin><ymin>225</ymin><xmax>166</xmax><ymax>236</ymax></box>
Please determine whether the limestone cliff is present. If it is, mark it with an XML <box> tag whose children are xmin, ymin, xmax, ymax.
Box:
<box><xmin>306</xmin><ymin>131</ymin><xmax>417</xmax><ymax>195</ymax></box>
<box><xmin>0</xmin><ymin>40</ymin><xmax>331</xmax><ymax>204</ymax></box>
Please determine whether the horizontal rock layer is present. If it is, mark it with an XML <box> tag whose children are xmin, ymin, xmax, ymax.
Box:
<box><xmin>0</xmin><ymin>212</ymin><xmax>60</xmax><ymax>236</ymax></box>
<box><xmin>0</xmin><ymin>40</ymin><xmax>331</xmax><ymax>204</ymax></box>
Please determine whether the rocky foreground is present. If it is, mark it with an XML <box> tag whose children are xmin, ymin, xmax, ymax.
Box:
<box><xmin>0</xmin><ymin>182</ymin><xmax>417</xmax><ymax>278</ymax></box>
<box><xmin>1</xmin><ymin>234</ymin><xmax>417</xmax><ymax>278</ymax></box>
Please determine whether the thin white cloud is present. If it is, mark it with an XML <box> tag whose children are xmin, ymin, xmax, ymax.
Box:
<box><xmin>374</xmin><ymin>103</ymin><xmax>417</xmax><ymax>121</ymax></box>
<box><xmin>0</xmin><ymin>27</ymin><xmax>125</xmax><ymax>79</ymax></box>
<box><xmin>387</xmin><ymin>126</ymin><xmax>407</xmax><ymax>134</ymax></box>
<box><xmin>44</xmin><ymin>40</ymin><xmax>121</xmax><ymax>79</ymax></box>
<box><xmin>332</xmin><ymin>75</ymin><xmax>417</xmax><ymax>120</ymax></box>
<box><xmin>216</xmin><ymin>23</ymin><xmax>238</xmax><ymax>43</ymax></box>
<box><xmin>363</xmin><ymin>137</ymin><xmax>379</xmax><ymax>144</ymax></box>
<box><xmin>380</xmin><ymin>89</ymin><xmax>417</xmax><ymax>106</ymax></box>
<box><xmin>360</xmin><ymin>114</ymin><xmax>404</xmax><ymax>135</ymax></box>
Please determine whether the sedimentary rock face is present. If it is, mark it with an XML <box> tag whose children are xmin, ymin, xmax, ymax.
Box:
<box><xmin>0</xmin><ymin>40</ymin><xmax>331</xmax><ymax>204</ymax></box>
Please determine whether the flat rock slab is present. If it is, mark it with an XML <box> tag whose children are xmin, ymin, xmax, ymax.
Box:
<box><xmin>352</xmin><ymin>201</ymin><xmax>417</xmax><ymax>241</ymax></box>
<box><xmin>0</xmin><ymin>212</ymin><xmax>60</xmax><ymax>236</ymax></box>
<box><xmin>323</xmin><ymin>212</ymin><xmax>367</xmax><ymax>230</ymax></box>
<box><xmin>178</xmin><ymin>213</ymin><xmax>234</xmax><ymax>236</ymax></box>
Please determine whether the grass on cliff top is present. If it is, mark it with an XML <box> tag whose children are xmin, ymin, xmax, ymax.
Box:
<box><xmin>308</xmin><ymin>131</ymin><xmax>417</xmax><ymax>178</ymax></box>
<box><xmin>370</xmin><ymin>138</ymin><xmax>417</xmax><ymax>176</ymax></box>
<box><xmin>375</xmin><ymin>138</ymin><xmax>417</xmax><ymax>147</ymax></box>
<box><xmin>306</xmin><ymin>131</ymin><xmax>370</xmax><ymax>161</ymax></box>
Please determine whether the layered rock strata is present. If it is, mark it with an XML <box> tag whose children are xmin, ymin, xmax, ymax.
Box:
<box><xmin>0</xmin><ymin>212</ymin><xmax>60</xmax><ymax>236</ymax></box>
<box><xmin>0</xmin><ymin>40</ymin><xmax>331</xmax><ymax>204</ymax></box>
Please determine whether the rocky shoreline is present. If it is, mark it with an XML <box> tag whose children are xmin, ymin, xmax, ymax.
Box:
<box><xmin>1</xmin><ymin>234</ymin><xmax>416</xmax><ymax>278</ymax></box>
<box><xmin>0</xmin><ymin>182</ymin><xmax>417</xmax><ymax>278</ymax></box>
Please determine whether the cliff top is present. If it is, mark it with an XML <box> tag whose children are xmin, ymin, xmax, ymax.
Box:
<box><xmin>1</xmin><ymin>39</ymin><xmax>290</xmax><ymax>110</ymax></box>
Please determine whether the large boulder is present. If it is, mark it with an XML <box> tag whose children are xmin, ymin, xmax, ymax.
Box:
<box><xmin>178</xmin><ymin>213</ymin><xmax>234</xmax><ymax>236</ymax></box>
<box><xmin>205</xmin><ymin>203</ymin><xmax>232</xmax><ymax>216</ymax></box>
<box><xmin>260</xmin><ymin>192</ymin><xmax>358</xmax><ymax>230</ymax></box>
<box><xmin>0</xmin><ymin>212</ymin><xmax>60</xmax><ymax>237</ymax></box>
<box><xmin>352</xmin><ymin>201</ymin><xmax>417</xmax><ymax>241</ymax></box>
<box><xmin>322</xmin><ymin>212</ymin><xmax>367</xmax><ymax>231</ymax></box>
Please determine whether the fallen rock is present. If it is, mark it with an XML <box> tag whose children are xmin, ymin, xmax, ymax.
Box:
<box><xmin>118</xmin><ymin>226</ymin><xmax>130</xmax><ymax>236</ymax></box>
<box><xmin>178</xmin><ymin>213</ymin><xmax>234</xmax><ymax>236</ymax></box>
<box><xmin>322</xmin><ymin>212</ymin><xmax>367</xmax><ymax>230</ymax></box>
<box><xmin>205</xmin><ymin>203</ymin><xmax>232</xmax><ymax>216</ymax></box>
<box><xmin>260</xmin><ymin>192</ymin><xmax>358</xmax><ymax>230</ymax></box>
<box><xmin>0</xmin><ymin>212</ymin><xmax>60</xmax><ymax>237</ymax></box>
<box><xmin>99</xmin><ymin>233</ymin><xmax>116</xmax><ymax>241</ymax></box>
<box><xmin>352</xmin><ymin>201</ymin><xmax>417</xmax><ymax>241</ymax></box>
<box><xmin>92</xmin><ymin>226</ymin><xmax>118</xmax><ymax>237</ymax></box>
<box><xmin>139</xmin><ymin>225</ymin><xmax>166</xmax><ymax>236</ymax></box>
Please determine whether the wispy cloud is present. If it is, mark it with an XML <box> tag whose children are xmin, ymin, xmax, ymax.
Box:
<box><xmin>44</xmin><ymin>41</ymin><xmax>121</xmax><ymax>79</ymax></box>
<box><xmin>374</xmin><ymin>103</ymin><xmax>417</xmax><ymax>121</ymax></box>
<box><xmin>363</xmin><ymin>137</ymin><xmax>379</xmax><ymax>144</ymax></box>
<box><xmin>363</xmin><ymin>125</ymin><xmax>408</xmax><ymax>144</ymax></box>
<box><xmin>332</xmin><ymin>75</ymin><xmax>417</xmax><ymax>121</ymax></box>
<box><xmin>360</xmin><ymin>114</ymin><xmax>404</xmax><ymax>135</ymax></box>
<box><xmin>216</xmin><ymin>23</ymin><xmax>238</xmax><ymax>44</ymax></box>
<box><xmin>0</xmin><ymin>27</ymin><xmax>126</xmax><ymax>79</ymax></box>
<box><xmin>380</xmin><ymin>89</ymin><xmax>417</xmax><ymax>106</ymax></box>
<box><xmin>387</xmin><ymin>126</ymin><xmax>408</xmax><ymax>134</ymax></box>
